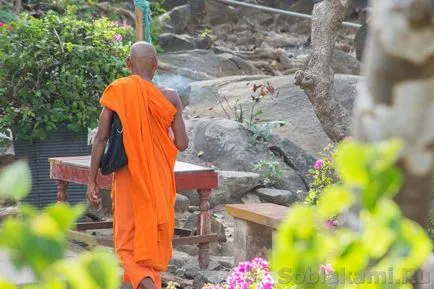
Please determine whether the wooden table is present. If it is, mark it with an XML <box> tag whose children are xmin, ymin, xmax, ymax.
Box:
<box><xmin>49</xmin><ymin>156</ymin><xmax>219</xmax><ymax>269</ymax></box>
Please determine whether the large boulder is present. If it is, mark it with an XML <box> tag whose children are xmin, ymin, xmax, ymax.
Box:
<box><xmin>186</xmin><ymin>74</ymin><xmax>360</xmax><ymax>156</ymax></box>
<box><xmin>178</xmin><ymin>118</ymin><xmax>310</xmax><ymax>193</ymax></box>
<box><xmin>158</xmin><ymin>50</ymin><xmax>264</xmax><ymax>81</ymax></box>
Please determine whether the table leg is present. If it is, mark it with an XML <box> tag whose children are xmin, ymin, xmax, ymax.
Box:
<box><xmin>197</xmin><ymin>189</ymin><xmax>211</xmax><ymax>270</ymax></box>
<box><xmin>56</xmin><ymin>180</ymin><xmax>69</xmax><ymax>203</ymax></box>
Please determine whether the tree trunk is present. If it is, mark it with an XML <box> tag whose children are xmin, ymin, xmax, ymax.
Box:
<box><xmin>352</xmin><ymin>1</ymin><xmax>434</xmax><ymax>287</ymax></box>
<box><xmin>294</xmin><ymin>0</ymin><xmax>352</xmax><ymax>143</ymax></box>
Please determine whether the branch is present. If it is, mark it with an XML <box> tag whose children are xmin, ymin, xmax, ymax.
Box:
<box><xmin>294</xmin><ymin>0</ymin><xmax>352</xmax><ymax>142</ymax></box>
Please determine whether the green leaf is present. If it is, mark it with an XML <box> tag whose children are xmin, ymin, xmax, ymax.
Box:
<box><xmin>335</xmin><ymin>141</ymin><xmax>369</xmax><ymax>186</ymax></box>
<box><xmin>318</xmin><ymin>185</ymin><xmax>354</xmax><ymax>218</ymax></box>
<box><xmin>0</xmin><ymin>161</ymin><xmax>31</xmax><ymax>200</ymax></box>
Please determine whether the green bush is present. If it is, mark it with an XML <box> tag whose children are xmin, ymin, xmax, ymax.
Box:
<box><xmin>0</xmin><ymin>12</ymin><xmax>133</xmax><ymax>141</ymax></box>
<box><xmin>0</xmin><ymin>161</ymin><xmax>121</xmax><ymax>289</ymax></box>
<box><xmin>271</xmin><ymin>139</ymin><xmax>432</xmax><ymax>289</ymax></box>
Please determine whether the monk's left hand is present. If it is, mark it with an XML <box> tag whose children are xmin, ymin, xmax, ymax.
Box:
<box><xmin>87</xmin><ymin>181</ymin><xmax>101</xmax><ymax>208</ymax></box>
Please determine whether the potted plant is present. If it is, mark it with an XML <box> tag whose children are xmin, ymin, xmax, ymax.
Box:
<box><xmin>0</xmin><ymin>11</ymin><xmax>132</xmax><ymax>207</ymax></box>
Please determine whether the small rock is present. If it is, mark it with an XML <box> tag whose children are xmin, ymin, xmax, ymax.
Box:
<box><xmin>175</xmin><ymin>194</ymin><xmax>190</xmax><ymax>213</ymax></box>
<box><xmin>211</xmin><ymin>217</ymin><xmax>227</xmax><ymax>242</ymax></box>
<box><xmin>193</xmin><ymin>270</ymin><xmax>229</xmax><ymax>289</ymax></box>
<box><xmin>178</xmin><ymin>191</ymin><xmax>200</xmax><ymax>206</ymax></box>
<box><xmin>219</xmin><ymin>171</ymin><xmax>260</xmax><ymax>200</ymax></box>
<box><xmin>241</xmin><ymin>193</ymin><xmax>262</xmax><ymax>204</ymax></box>
<box><xmin>256</xmin><ymin>188</ymin><xmax>299</xmax><ymax>206</ymax></box>
<box><xmin>210</xmin><ymin>256</ymin><xmax>235</xmax><ymax>269</ymax></box>
<box><xmin>209</xmin><ymin>187</ymin><xmax>230</xmax><ymax>208</ymax></box>
<box><xmin>188</xmin><ymin>205</ymin><xmax>199</xmax><ymax>212</ymax></box>
<box><xmin>159</xmin><ymin>33</ymin><xmax>197</xmax><ymax>52</ymax></box>
<box><xmin>175</xmin><ymin>244</ymin><xmax>199</xmax><ymax>256</ymax></box>
<box><xmin>183</xmin><ymin>259</ymin><xmax>221</xmax><ymax>279</ymax></box>
<box><xmin>183</xmin><ymin>212</ymin><xmax>198</xmax><ymax>230</ymax></box>
<box><xmin>170</xmin><ymin>250</ymin><xmax>194</xmax><ymax>268</ymax></box>
<box><xmin>221</xmin><ymin>240</ymin><xmax>235</xmax><ymax>256</ymax></box>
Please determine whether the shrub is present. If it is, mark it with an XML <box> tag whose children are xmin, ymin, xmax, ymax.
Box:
<box><xmin>0</xmin><ymin>12</ymin><xmax>133</xmax><ymax>141</ymax></box>
<box><xmin>271</xmin><ymin>139</ymin><xmax>432</xmax><ymax>289</ymax></box>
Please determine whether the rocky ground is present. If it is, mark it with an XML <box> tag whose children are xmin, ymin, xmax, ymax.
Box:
<box><xmin>0</xmin><ymin>1</ymin><xmax>366</xmax><ymax>288</ymax></box>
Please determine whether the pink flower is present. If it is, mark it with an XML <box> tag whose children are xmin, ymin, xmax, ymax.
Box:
<box><xmin>325</xmin><ymin>219</ymin><xmax>337</xmax><ymax>229</ymax></box>
<box><xmin>320</xmin><ymin>264</ymin><xmax>334</xmax><ymax>275</ymax></box>
<box><xmin>0</xmin><ymin>22</ymin><xmax>4</xmax><ymax>28</ymax></box>
<box><xmin>313</xmin><ymin>159</ymin><xmax>324</xmax><ymax>169</ymax></box>
<box><xmin>113</xmin><ymin>34</ymin><xmax>123</xmax><ymax>42</ymax></box>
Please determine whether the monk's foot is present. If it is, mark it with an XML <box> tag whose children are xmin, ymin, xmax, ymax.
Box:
<box><xmin>139</xmin><ymin>277</ymin><xmax>157</xmax><ymax>289</ymax></box>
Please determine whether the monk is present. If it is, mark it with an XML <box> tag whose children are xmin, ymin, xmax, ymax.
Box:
<box><xmin>87</xmin><ymin>41</ymin><xmax>188</xmax><ymax>289</ymax></box>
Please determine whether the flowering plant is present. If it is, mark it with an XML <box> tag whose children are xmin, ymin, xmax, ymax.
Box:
<box><xmin>305</xmin><ymin>144</ymin><xmax>339</xmax><ymax>205</ymax></box>
<box><xmin>0</xmin><ymin>11</ymin><xmax>133</xmax><ymax>141</ymax></box>
<box><xmin>202</xmin><ymin>257</ymin><xmax>274</xmax><ymax>289</ymax></box>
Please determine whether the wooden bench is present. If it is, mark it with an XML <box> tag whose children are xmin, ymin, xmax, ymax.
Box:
<box><xmin>225</xmin><ymin>203</ymin><xmax>289</xmax><ymax>264</ymax></box>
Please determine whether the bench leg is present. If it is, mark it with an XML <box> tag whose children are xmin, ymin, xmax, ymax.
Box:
<box><xmin>233</xmin><ymin>218</ymin><xmax>273</xmax><ymax>265</ymax></box>
<box><xmin>197</xmin><ymin>189</ymin><xmax>211</xmax><ymax>270</ymax></box>
<box><xmin>56</xmin><ymin>180</ymin><xmax>69</xmax><ymax>203</ymax></box>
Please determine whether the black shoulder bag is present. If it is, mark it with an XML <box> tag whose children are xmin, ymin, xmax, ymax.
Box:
<box><xmin>100</xmin><ymin>113</ymin><xmax>127</xmax><ymax>175</ymax></box>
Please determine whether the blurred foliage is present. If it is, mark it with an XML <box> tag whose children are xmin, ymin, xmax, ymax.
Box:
<box><xmin>0</xmin><ymin>160</ymin><xmax>121</xmax><ymax>288</ymax></box>
<box><xmin>0</xmin><ymin>12</ymin><xmax>133</xmax><ymax>141</ymax></box>
<box><xmin>271</xmin><ymin>139</ymin><xmax>432</xmax><ymax>289</ymax></box>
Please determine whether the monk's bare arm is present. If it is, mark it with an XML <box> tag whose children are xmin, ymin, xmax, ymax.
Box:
<box><xmin>161</xmin><ymin>89</ymin><xmax>188</xmax><ymax>152</ymax></box>
<box><xmin>87</xmin><ymin>107</ymin><xmax>113</xmax><ymax>206</ymax></box>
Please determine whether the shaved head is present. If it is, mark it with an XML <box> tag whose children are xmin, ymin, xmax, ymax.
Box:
<box><xmin>127</xmin><ymin>41</ymin><xmax>158</xmax><ymax>78</ymax></box>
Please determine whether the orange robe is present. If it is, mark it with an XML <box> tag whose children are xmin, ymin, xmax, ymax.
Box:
<box><xmin>100</xmin><ymin>75</ymin><xmax>178</xmax><ymax>289</ymax></box>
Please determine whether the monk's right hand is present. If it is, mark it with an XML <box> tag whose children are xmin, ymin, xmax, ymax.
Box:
<box><xmin>87</xmin><ymin>181</ymin><xmax>101</xmax><ymax>208</ymax></box>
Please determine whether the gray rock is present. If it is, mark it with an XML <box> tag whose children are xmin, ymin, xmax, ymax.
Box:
<box><xmin>158</xmin><ymin>74</ymin><xmax>192</xmax><ymax>108</ymax></box>
<box><xmin>163</xmin><ymin>0</ymin><xmax>188</xmax><ymax>10</ymax></box>
<box><xmin>178</xmin><ymin>190</ymin><xmax>200</xmax><ymax>207</ymax></box>
<box><xmin>158</xmin><ymin>4</ymin><xmax>191</xmax><ymax>34</ymax></box>
<box><xmin>221</xmin><ymin>240</ymin><xmax>235</xmax><ymax>256</ymax></box>
<box><xmin>183</xmin><ymin>259</ymin><xmax>221</xmax><ymax>279</ymax></box>
<box><xmin>177</xmin><ymin>118</ymin><xmax>309</xmax><ymax>192</ymax></box>
<box><xmin>175</xmin><ymin>194</ymin><xmax>191</xmax><ymax>213</ymax></box>
<box><xmin>209</xmin><ymin>187</ymin><xmax>230</xmax><ymax>208</ymax></box>
<box><xmin>210</xmin><ymin>256</ymin><xmax>235</xmax><ymax>269</ymax></box>
<box><xmin>170</xmin><ymin>5</ymin><xmax>191</xmax><ymax>34</ymax></box>
<box><xmin>159</xmin><ymin>33</ymin><xmax>197</xmax><ymax>52</ymax></box>
<box><xmin>256</xmin><ymin>188</ymin><xmax>299</xmax><ymax>206</ymax></box>
<box><xmin>185</xmin><ymin>74</ymin><xmax>360</xmax><ymax>156</ymax></box>
<box><xmin>241</xmin><ymin>193</ymin><xmax>262</xmax><ymax>204</ymax></box>
<box><xmin>174</xmin><ymin>244</ymin><xmax>199</xmax><ymax>256</ymax></box>
<box><xmin>159</xmin><ymin>50</ymin><xmax>264</xmax><ymax>81</ymax></box>
<box><xmin>193</xmin><ymin>270</ymin><xmax>229</xmax><ymax>289</ymax></box>
<box><xmin>183</xmin><ymin>212</ymin><xmax>198</xmax><ymax>230</ymax></box>
<box><xmin>170</xmin><ymin>250</ymin><xmax>194</xmax><ymax>268</ymax></box>
<box><xmin>332</xmin><ymin>50</ymin><xmax>361</xmax><ymax>75</ymax></box>
<box><xmin>219</xmin><ymin>171</ymin><xmax>260</xmax><ymax>200</ymax></box>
